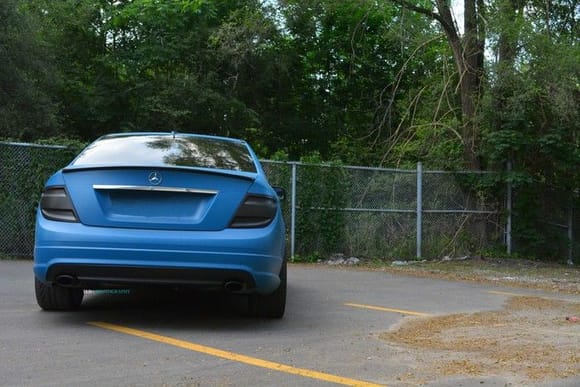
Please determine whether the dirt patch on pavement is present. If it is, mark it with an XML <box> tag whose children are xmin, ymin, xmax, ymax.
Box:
<box><xmin>381</xmin><ymin>295</ymin><xmax>580</xmax><ymax>385</ymax></box>
<box><xmin>381</xmin><ymin>257</ymin><xmax>580</xmax><ymax>295</ymax></box>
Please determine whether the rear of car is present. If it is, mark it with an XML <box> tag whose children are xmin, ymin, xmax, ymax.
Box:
<box><xmin>33</xmin><ymin>133</ymin><xmax>286</xmax><ymax>317</ymax></box>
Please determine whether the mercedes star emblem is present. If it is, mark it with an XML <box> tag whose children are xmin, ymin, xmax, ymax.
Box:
<box><xmin>148</xmin><ymin>171</ymin><xmax>162</xmax><ymax>185</ymax></box>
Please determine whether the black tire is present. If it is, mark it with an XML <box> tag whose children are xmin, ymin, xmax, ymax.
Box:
<box><xmin>35</xmin><ymin>277</ymin><xmax>83</xmax><ymax>311</ymax></box>
<box><xmin>249</xmin><ymin>261</ymin><xmax>287</xmax><ymax>318</ymax></box>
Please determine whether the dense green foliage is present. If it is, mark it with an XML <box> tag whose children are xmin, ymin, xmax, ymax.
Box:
<box><xmin>0</xmin><ymin>0</ymin><xmax>577</xmax><ymax>260</ymax></box>
<box><xmin>0</xmin><ymin>0</ymin><xmax>62</xmax><ymax>139</ymax></box>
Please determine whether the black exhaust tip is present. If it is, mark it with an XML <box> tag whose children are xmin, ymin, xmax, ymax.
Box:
<box><xmin>55</xmin><ymin>274</ymin><xmax>79</xmax><ymax>287</ymax></box>
<box><xmin>224</xmin><ymin>281</ymin><xmax>244</xmax><ymax>292</ymax></box>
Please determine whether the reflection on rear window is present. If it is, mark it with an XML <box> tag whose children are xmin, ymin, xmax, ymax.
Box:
<box><xmin>72</xmin><ymin>134</ymin><xmax>257</xmax><ymax>172</ymax></box>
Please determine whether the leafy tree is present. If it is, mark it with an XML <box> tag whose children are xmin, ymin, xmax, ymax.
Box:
<box><xmin>482</xmin><ymin>0</ymin><xmax>579</xmax><ymax>259</ymax></box>
<box><xmin>389</xmin><ymin>0</ymin><xmax>486</xmax><ymax>169</ymax></box>
<box><xmin>275</xmin><ymin>0</ymin><xmax>445</xmax><ymax>163</ymax></box>
<box><xmin>21</xmin><ymin>0</ymin><xmax>130</xmax><ymax>139</ymax></box>
<box><xmin>22</xmin><ymin>0</ymin><xmax>274</xmax><ymax>140</ymax></box>
<box><xmin>3</xmin><ymin>0</ymin><xmax>576</xmax><ymax>261</ymax></box>
<box><xmin>0</xmin><ymin>0</ymin><xmax>61</xmax><ymax>139</ymax></box>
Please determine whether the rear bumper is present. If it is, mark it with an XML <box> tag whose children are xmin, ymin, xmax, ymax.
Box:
<box><xmin>45</xmin><ymin>264</ymin><xmax>257</xmax><ymax>291</ymax></box>
<box><xmin>34</xmin><ymin>213</ymin><xmax>285</xmax><ymax>294</ymax></box>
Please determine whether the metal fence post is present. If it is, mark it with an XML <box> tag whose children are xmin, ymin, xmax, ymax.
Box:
<box><xmin>568</xmin><ymin>201</ymin><xmax>574</xmax><ymax>265</ymax></box>
<box><xmin>290</xmin><ymin>162</ymin><xmax>297</xmax><ymax>258</ymax></box>
<box><xmin>506</xmin><ymin>160</ymin><xmax>513</xmax><ymax>255</ymax></box>
<box><xmin>416</xmin><ymin>162</ymin><xmax>422</xmax><ymax>259</ymax></box>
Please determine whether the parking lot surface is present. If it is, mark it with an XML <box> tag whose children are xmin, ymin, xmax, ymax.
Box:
<box><xmin>1</xmin><ymin>260</ymin><xmax>578</xmax><ymax>386</ymax></box>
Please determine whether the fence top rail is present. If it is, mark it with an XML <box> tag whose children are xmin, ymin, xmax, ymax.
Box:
<box><xmin>262</xmin><ymin>160</ymin><xmax>416</xmax><ymax>173</ymax></box>
<box><xmin>424</xmin><ymin>170</ymin><xmax>498</xmax><ymax>175</ymax></box>
<box><xmin>0</xmin><ymin>141</ymin><xmax>68</xmax><ymax>150</ymax></box>
<box><xmin>262</xmin><ymin>160</ymin><xmax>498</xmax><ymax>175</ymax></box>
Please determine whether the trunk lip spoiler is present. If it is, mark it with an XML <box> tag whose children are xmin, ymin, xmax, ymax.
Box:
<box><xmin>62</xmin><ymin>164</ymin><xmax>257</xmax><ymax>180</ymax></box>
<box><xmin>92</xmin><ymin>185</ymin><xmax>218</xmax><ymax>195</ymax></box>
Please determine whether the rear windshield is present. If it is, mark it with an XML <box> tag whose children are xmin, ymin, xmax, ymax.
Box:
<box><xmin>71</xmin><ymin>135</ymin><xmax>257</xmax><ymax>172</ymax></box>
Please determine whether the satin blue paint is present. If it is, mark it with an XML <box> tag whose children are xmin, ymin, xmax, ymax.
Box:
<box><xmin>34</xmin><ymin>133</ymin><xmax>285</xmax><ymax>295</ymax></box>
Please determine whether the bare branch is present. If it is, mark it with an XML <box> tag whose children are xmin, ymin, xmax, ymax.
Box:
<box><xmin>390</xmin><ymin>0</ymin><xmax>457</xmax><ymax>39</ymax></box>
<box><xmin>372</xmin><ymin>34</ymin><xmax>443</xmax><ymax>148</ymax></box>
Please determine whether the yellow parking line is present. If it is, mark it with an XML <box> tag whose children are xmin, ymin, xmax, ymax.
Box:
<box><xmin>344</xmin><ymin>303</ymin><xmax>431</xmax><ymax>317</ymax></box>
<box><xmin>88</xmin><ymin>321</ymin><xmax>385</xmax><ymax>387</ymax></box>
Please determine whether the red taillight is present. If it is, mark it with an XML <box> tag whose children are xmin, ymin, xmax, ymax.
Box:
<box><xmin>229</xmin><ymin>195</ymin><xmax>277</xmax><ymax>228</ymax></box>
<box><xmin>40</xmin><ymin>187</ymin><xmax>79</xmax><ymax>222</ymax></box>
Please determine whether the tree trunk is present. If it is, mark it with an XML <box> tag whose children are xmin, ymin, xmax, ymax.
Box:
<box><xmin>391</xmin><ymin>0</ymin><xmax>485</xmax><ymax>169</ymax></box>
<box><xmin>493</xmin><ymin>0</ymin><xmax>523</xmax><ymax>132</ymax></box>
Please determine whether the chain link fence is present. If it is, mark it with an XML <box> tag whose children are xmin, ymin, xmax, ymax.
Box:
<box><xmin>1</xmin><ymin>142</ymin><xmax>575</xmax><ymax>262</ymax></box>
<box><xmin>0</xmin><ymin>142</ymin><xmax>78</xmax><ymax>256</ymax></box>
<box><xmin>526</xmin><ymin>185</ymin><xmax>578</xmax><ymax>264</ymax></box>
<box><xmin>263</xmin><ymin>161</ymin><xmax>504</xmax><ymax>260</ymax></box>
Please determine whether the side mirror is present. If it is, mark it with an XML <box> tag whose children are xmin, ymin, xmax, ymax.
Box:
<box><xmin>273</xmin><ymin>187</ymin><xmax>286</xmax><ymax>201</ymax></box>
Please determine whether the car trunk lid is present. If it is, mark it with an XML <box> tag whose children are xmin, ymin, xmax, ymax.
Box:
<box><xmin>62</xmin><ymin>167</ymin><xmax>254</xmax><ymax>231</ymax></box>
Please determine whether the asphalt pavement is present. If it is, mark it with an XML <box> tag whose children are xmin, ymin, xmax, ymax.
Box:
<box><xmin>0</xmin><ymin>260</ymin><xmax>577</xmax><ymax>386</ymax></box>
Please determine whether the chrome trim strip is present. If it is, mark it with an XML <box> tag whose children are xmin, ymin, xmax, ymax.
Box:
<box><xmin>93</xmin><ymin>185</ymin><xmax>218</xmax><ymax>195</ymax></box>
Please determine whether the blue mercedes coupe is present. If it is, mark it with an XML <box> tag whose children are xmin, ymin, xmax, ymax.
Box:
<box><xmin>33</xmin><ymin>133</ymin><xmax>286</xmax><ymax>317</ymax></box>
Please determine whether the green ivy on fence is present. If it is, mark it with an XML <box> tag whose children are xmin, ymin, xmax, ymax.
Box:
<box><xmin>0</xmin><ymin>140</ymin><xmax>83</xmax><ymax>256</ymax></box>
